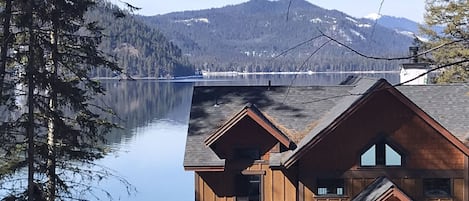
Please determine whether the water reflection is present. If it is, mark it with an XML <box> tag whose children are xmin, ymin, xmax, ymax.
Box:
<box><xmin>99</xmin><ymin>81</ymin><xmax>194</xmax><ymax>146</ymax></box>
<box><xmin>97</xmin><ymin>80</ymin><xmax>194</xmax><ymax>201</ymax></box>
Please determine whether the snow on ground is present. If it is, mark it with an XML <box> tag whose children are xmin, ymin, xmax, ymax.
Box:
<box><xmin>310</xmin><ymin>18</ymin><xmax>322</xmax><ymax>23</ymax></box>
<box><xmin>364</xmin><ymin>13</ymin><xmax>382</xmax><ymax>20</ymax></box>
<box><xmin>350</xmin><ymin>29</ymin><xmax>366</xmax><ymax>40</ymax></box>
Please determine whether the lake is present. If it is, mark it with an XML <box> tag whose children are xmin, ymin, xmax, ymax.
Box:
<box><xmin>95</xmin><ymin>72</ymin><xmax>399</xmax><ymax>201</ymax></box>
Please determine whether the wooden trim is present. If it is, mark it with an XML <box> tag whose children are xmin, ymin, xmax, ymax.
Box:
<box><xmin>204</xmin><ymin>108</ymin><xmax>247</xmax><ymax>146</ymax></box>
<box><xmin>241</xmin><ymin>170</ymin><xmax>266</xmax><ymax>175</ymax></box>
<box><xmin>465</xmin><ymin>155</ymin><xmax>469</xmax><ymax>201</ymax></box>
<box><xmin>185</xmin><ymin>166</ymin><xmax>225</xmax><ymax>171</ymax></box>
<box><xmin>379</xmin><ymin>187</ymin><xmax>412</xmax><ymax>201</ymax></box>
<box><xmin>204</xmin><ymin>104</ymin><xmax>293</xmax><ymax>148</ymax></box>
<box><xmin>298</xmin><ymin>180</ymin><xmax>304</xmax><ymax>201</ymax></box>
<box><xmin>305</xmin><ymin>169</ymin><xmax>465</xmax><ymax>179</ymax></box>
<box><xmin>246</xmin><ymin>109</ymin><xmax>292</xmax><ymax>147</ymax></box>
<box><xmin>194</xmin><ymin>173</ymin><xmax>199</xmax><ymax>201</ymax></box>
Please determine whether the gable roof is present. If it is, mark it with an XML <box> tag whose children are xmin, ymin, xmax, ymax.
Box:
<box><xmin>282</xmin><ymin>79</ymin><xmax>469</xmax><ymax>168</ymax></box>
<box><xmin>282</xmin><ymin>78</ymin><xmax>384</xmax><ymax>167</ymax></box>
<box><xmin>184</xmin><ymin>85</ymin><xmax>352</xmax><ymax>169</ymax></box>
<box><xmin>204</xmin><ymin>103</ymin><xmax>293</xmax><ymax>148</ymax></box>
<box><xmin>184</xmin><ymin>78</ymin><xmax>469</xmax><ymax>170</ymax></box>
<box><xmin>351</xmin><ymin>176</ymin><xmax>413</xmax><ymax>201</ymax></box>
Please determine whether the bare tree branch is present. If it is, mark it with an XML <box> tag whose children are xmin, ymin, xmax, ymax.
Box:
<box><xmin>272</xmin><ymin>34</ymin><xmax>324</xmax><ymax>60</ymax></box>
<box><xmin>319</xmin><ymin>29</ymin><xmax>466</xmax><ymax>61</ymax></box>
<box><xmin>369</xmin><ymin>0</ymin><xmax>385</xmax><ymax>39</ymax></box>
<box><xmin>282</xmin><ymin>39</ymin><xmax>331</xmax><ymax>103</ymax></box>
<box><xmin>286</xmin><ymin>0</ymin><xmax>293</xmax><ymax>21</ymax></box>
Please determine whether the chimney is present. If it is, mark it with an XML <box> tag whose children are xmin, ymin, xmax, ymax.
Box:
<box><xmin>400</xmin><ymin>46</ymin><xmax>429</xmax><ymax>85</ymax></box>
<box><xmin>409</xmin><ymin>46</ymin><xmax>419</xmax><ymax>63</ymax></box>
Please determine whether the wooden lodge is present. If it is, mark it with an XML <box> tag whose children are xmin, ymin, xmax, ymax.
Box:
<box><xmin>184</xmin><ymin>77</ymin><xmax>469</xmax><ymax>201</ymax></box>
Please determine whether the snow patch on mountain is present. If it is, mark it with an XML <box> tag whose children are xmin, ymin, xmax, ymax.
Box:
<box><xmin>364</xmin><ymin>13</ymin><xmax>382</xmax><ymax>20</ymax></box>
<box><xmin>310</xmin><ymin>18</ymin><xmax>322</xmax><ymax>23</ymax></box>
<box><xmin>397</xmin><ymin>30</ymin><xmax>414</xmax><ymax>37</ymax></box>
<box><xmin>350</xmin><ymin>29</ymin><xmax>365</xmax><ymax>40</ymax></box>
<box><xmin>346</xmin><ymin>16</ymin><xmax>358</xmax><ymax>24</ymax></box>
<box><xmin>357</xmin><ymin>23</ymin><xmax>372</xmax><ymax>28</ymax></box>
<box><xmin>174</xmin><ymin>18</ymin><xmax>210</xmax><ymax>26</ymax></box>
<box><xmin>339</xmin><ymin>29</ymin><xmax>352</xmax><ymax>43</ymax></box>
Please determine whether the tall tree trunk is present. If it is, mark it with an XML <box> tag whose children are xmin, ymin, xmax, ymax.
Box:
<box><xmin>0</xmin><ymin>0</ymin><xmax>12</xmax><ymax>96</ymax></box>
<box><xmin>26</xmin><ymin>0</ymin><xmax>36</xmax><ymax>200</ymax></box>
<box><xmin>46</xmin><ymin>18</ymin><xmax>59</xmax><ymax>201</ymax></box>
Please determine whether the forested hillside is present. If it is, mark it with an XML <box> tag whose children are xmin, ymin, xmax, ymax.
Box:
<box><xmin>87</xmin><ymin>3</ymin><xmax>195</xmax><ymax>78</ymax></box>
<box><xmin>142</xmin><ymin>0</ymin><xmax>414</xmax><ymax>72</ymax></box>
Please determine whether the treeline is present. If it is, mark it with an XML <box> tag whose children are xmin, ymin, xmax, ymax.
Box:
<box><xmin>87</xmin><ymin>3</ymin><xmax>195</xmax><ymax>78</ymax></box>
<box><xmin>143</xmin><ymin>0</ymin><xmax>411</xmax><ymax>73</ymax></box>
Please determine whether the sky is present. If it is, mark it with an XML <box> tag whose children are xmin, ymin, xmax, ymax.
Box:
<box><xmin>113</xmin><ymin>0</ymin><xmax>426</xmax><ymax>22</ymax></box>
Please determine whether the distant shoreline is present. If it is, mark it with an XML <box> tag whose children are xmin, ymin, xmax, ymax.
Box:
<box><xmin>94</xmin><ymin>71</ymin><xmax>399</xmax><ymax>80</ymax></box>
<box><xmin>201</xmin><ymin>70</ymin><xmax>399</xmax><ymax>76</ymax></box>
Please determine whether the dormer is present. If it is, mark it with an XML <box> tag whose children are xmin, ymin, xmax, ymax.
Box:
<box><xmin>204</xmin><ymin>104</ymin><xmax>294</xmax><ymax>163</ymax></box>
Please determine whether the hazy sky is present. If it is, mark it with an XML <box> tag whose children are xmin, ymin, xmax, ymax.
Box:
<box><xmin>114</xmin><ymin>0</ymin><xmax>426</xmax><ymax>22</ymax></box>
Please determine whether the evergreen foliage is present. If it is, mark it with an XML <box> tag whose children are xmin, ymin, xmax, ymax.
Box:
<box><xmin>0</xmin><ymin>0</ymin><xmax>133</xmax><ymax>200</ymax></box>
<box><xmin>88</xmin><ymin>3</ymin><xmax>195</xmax><ymax>78</ymax></box>
<box><xmin>421</xmin><ymin>0</ymin><xmax>469</xmax><ymax>83</ymax></box>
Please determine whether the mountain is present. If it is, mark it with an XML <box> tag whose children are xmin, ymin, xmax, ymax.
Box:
<box><xmin>363</xmin><ymin>14</ymin><xmax>419</xmax><ymax>35</ymax></box>
<box><xmin>86</xmin><ymin>3</ymin><xmax>195</xmax><ymax>78</ymax></box>
<box><xmin>141</xmin><ymin>0</ymin><xmax>414</xmax><ymax>72</ymax></box>
<box><xmin>363</xmin><ymin>14</ymin><xmax>444</xmax><ymax>40</ymax></box>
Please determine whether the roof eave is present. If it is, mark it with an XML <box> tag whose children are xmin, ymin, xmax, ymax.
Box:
<box><xmin>204</xmin><ymin>104</ymin><xmax>293</xmax><ymax>148</ymax></box>
<box><xmin>184</xmin><ymin>166</ymin><xmax>225</xmax><ymax>172</ymax></box>
<box><xmin>283</xmin><ymin>79</ymin><xmax>387</xmax><ymax>168</ymax></box>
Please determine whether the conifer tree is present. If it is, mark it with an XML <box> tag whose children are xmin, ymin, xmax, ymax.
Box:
<box><xmin>0</xmin><ymin>0</ymin><xmax>132</xmax><ymax>200</ymax></box>
<box><xmin>420</xmin><ymin>0</ymin><xmax>469</xmax><ymax>83</ymax></box>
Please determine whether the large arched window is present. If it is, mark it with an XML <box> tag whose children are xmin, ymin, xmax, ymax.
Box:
<box><xmin>360</xmin><ymin>140</ymin><xmax>403</xmax><ymax>167</ymax></box>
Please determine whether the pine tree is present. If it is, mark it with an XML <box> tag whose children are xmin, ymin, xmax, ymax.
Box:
<box><xmin>1</xmin><ymin>0</ymin><xmax>133</xmax><ymax>200</ymax></box>
<box><xmin>420</xmin><ymin>0</ymin><xmax>469</xmax><ymax>83</ymax></box>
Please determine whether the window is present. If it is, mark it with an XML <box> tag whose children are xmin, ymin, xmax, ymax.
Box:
<box><xmin>360</xmin><ymin>141</ymin><xmax>402</xmax><ymax>167</ymax></box>
<box><xmin>236</xmin><ymin>175</ymin><xmax>261</xmax><ymax>201</ymax></box>
<box><xmin>317</xmin><ymin>179</ymin><xmax>344</xmax><ymax>196</ymax></box>
<box><xmin>423</xmin><ymin>178</ymin><xmax>451</xmax><ymax>197</ymax></box>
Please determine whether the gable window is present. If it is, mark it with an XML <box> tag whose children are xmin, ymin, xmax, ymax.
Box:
<box><xmin>360</xmin><ymin>141</ymin><xmax>402</xmax><ymax>167</ymax></box>
<box><xmin>236</xmin><ymin>175</ymin><xmax>261</xmax><ymax>201</ymax></box>
<box><xmin>423</xmin><ymin>178</ymin><xmax>451</xmax><ymax>197</ymax></box>
<box><xmin>317</xmin><ymin>179</ymin><xmax>344</xmax><ymax>196</ymax></box>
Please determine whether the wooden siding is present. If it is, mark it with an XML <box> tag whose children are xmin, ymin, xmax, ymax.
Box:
<box><xmin>193</xmin><ymin>89</ymin><xmax>468</xmax><ymax>201</ymax></box>
<box><xmin>296</xmin><ymin>91</ymin><xmax>467</xmax><ymax>201</ymax></box>
<box><xmin>195</xmin><ymin>164</ymin><xmax>297</xmax><ymax>201</ymax></box>
<box><xmin>391</xmin><ymin>115</ymin><xmax>465</xmax><ymax>170</ymax></box>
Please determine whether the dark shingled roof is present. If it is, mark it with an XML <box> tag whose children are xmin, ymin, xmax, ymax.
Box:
<box><xmin>351</xmin><ymin>176</ymin><xmax>412</xmax><ymax>201</ymax></box>
<box><xmin>184</xmin><ymin>78</ymin><xmax>469</xmax><ymax>168</ymax></box>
